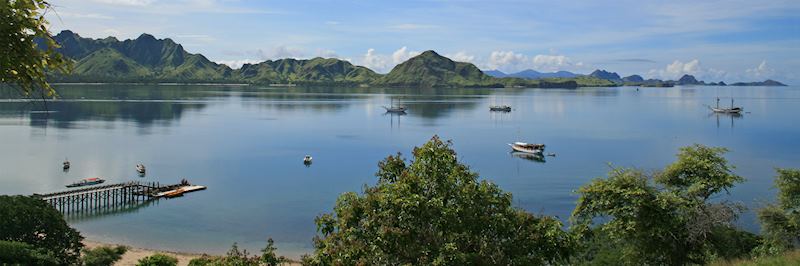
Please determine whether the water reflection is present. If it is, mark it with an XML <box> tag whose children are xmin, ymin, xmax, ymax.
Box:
<box><xmin>711</xmin><ymin>112</ymin><xmax>743</xmax><ymax>128</ymax></box>
<box><xmin>510</xmin><ymin>152</ymin><xmax>546</xmax><ymax>163</ymax></box>
<box><xmin>64</xmin><ymin>199</ymin><xmax>160</xmax><ymax>223</ymax></box>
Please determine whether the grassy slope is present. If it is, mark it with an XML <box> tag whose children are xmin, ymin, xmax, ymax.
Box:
<box><xmin>711</xmin><ymin>250</ymin><xmax>800</xmax><ymax>266</ymax></box>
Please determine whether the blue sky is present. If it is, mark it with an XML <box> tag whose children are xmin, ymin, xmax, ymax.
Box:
<box><xmin>46</xmin><ymin>0</ymin><xmax>800</xmax><ymax>83</ymax></box>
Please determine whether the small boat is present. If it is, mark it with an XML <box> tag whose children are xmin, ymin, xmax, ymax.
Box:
<box><xmin>509</xmin><ymin>142</ymin><xmax>545</xmax><ymax>154</ymax></box>
<box><xmin>709</xmin><ymin>98</ymin><xmax>743</xmax><ymax>114</ymax></box>
<box><xmin>489</xmin><ymin>105</ymin><xmax>512</xmax><ymax>112</ymax></box>
<box><xmin>136</xmin><ymin>164</ymin><xmax>146</xmax><ymax>174</ymax></box>
<box><xmin>163</xmin><ymin>188</ymin><xmax>185</xmax><ymax>198</ymax></box>
<box><xmin>303</xmin><ymin>155</ymin><xmax>313</xmax><ymax>164</ymax></box>
<box><xmin>62</xmin><ymin>160</ymin><xmax>70</xmax><ymax>170</ymax></box>
<box><xmin>383</xmin><ymin>106</ymin><xmax>407</xmax><ymax>113</ymax></box>
<box><xmin>66</xmin><ymin>177</ymin><xmax>105</xmax><ymax>188</ymax></box>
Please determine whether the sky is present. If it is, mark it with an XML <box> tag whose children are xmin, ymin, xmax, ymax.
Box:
<box><xmin>45</xmin><ymin>0</ymin><xmax>800</xmax><ymax>83</ymax></box>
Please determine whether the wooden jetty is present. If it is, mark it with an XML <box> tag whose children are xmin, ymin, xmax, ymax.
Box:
<box><xmin>33</xmin><ymin>181</ymin><xmax>201</xmax><ymax>214</ymax></box>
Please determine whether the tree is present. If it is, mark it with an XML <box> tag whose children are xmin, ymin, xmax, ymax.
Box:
<box><xmin>305</xmin><ymin>136</ymin><xmax>574</xmax><ymax>265</ymax></box>
<box><xmin>757</xmin><ymin>168</ymin><xmax>800</xmax><ymax>254</ymax></box>
<box><xmin>137</xmin><ymin>253</ymin><xmax>178</xmax><ymax>266</ymax></box>
<box><xmin>82</xmin><ymin>245</ymin><xmax>127</xmax><ymax>266</ymax></box>
<box><xmin>571</xmin><ymin>144</ymin><xmax>752</xmax><ymax>265</ymax></box>
<box><xmin>260</xmin><ymin>238</ymin><xmax>287</xmax><ymax>266</ymax></box>
<box><xmin>0</xmin><ymin>195</ymin><xmax>83</xmax><ymax>265</ymax></box>
<box><xmin>1</xmin><ymin>0</ymin><xmax>70</xmax><ymax>97</ymax></box>
<box><xmin>0</xmin><ymin>240</ymin><xmax>59</xmax><ymax>265</ymax></box>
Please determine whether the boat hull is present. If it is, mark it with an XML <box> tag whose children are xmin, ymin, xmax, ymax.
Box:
<box><xmin>509</xmin><ymin>143</ymin><xmax>544</xmax><ymax>154</ymax></box>
<box><xmin>66</xmin><ymin>179</ymin><xmax>105</xmax><ymax>188</ymax></box>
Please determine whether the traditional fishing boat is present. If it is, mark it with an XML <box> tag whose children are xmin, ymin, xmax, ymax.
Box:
<box><xmin>508</xmin><ymin>142</ymin><xmax>546</xmax><ymax>154</ymax></box>
<box><xmin>383</xmin><ymin>98</ymin><xmax>407</xmax><ymax>113</ymax></box>
<box><xmin>62</xmin><ymin>160</ymin><xmax>70</xmax><ymax>170</ymax></box>
<box><xmin>490</xmin><ymin>105</ymin><xmax>512</xmax><ymax>112</ymax></box>
<box><xmin>66</xmin><ymin>177</ymin><xmax>105</xmax><ymax>188</ymax></box>
<box><xmin>709</xmin><ymin>98</ymin><xmax>743</xmax><ymax>114</ymax></box>
<box><xmin>303</xmin><ymin>155</ymin><xmax>313</xmax><ymax>164</ymax></box>
<box><xmin>136</xmin><ymin>164</ymin><xmax>146</xmax><ymax>174</ymax></box>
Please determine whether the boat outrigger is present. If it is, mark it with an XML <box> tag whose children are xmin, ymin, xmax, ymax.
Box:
<box><xmin>66</xmin><ymin>177</ymin><xmax>105</xmax><ymax>188</ymax></box>
<box><xmin>508</xmin><ymin>142</ymin><xmax>546</xmax><ymax>154</ymax></box>
<box><xmin>490</xmin><ymin>105</ymin><xmax>512</xmax><ymax>112</ymax></box>
<box><xmin>709</xmin><ymin>98</ymin><xmax>743</xmax><ymax>114</ymax></box>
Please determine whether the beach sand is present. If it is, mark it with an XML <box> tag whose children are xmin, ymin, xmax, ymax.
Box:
<box><xmin>83</xmin><ymin>240</ymin><xmax>300</xmax><ymax>266</ymax></box>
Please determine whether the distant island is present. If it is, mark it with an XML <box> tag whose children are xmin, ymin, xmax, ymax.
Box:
<box><xmin>42</xmin><ymin>30</ymin><xmax>615</xmax><ymax>88</ymax></box>
<box><xmin>486</xmin><ymin>68</ymin><xmax>787</xmax><ymax>87</ymax></box>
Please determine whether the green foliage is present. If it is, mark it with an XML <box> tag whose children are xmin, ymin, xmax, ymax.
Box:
<box><xmin>305</xmin><ymin>136</ymin><xmax>574</xmax><ymax>265</ymax></box>
<box><xmin>0</xmin><ymin>0</ymin><xmax>70</xmax><ymax>96</ymax></box>
<box><xmin>187</xmin><ymin>240</ymin><xmax>287</xmax><ymax>266</ymax></box>
<box><xmin>571</xmin><ymin>144</ymin><xmax>751</xmax><ymax>265</ymax></box>
<box><xmin>0</xmin><ymin>195</ymin><xmax>83</xmax><ymax>265</ymax></box>
<box><xmin>757</xmin><ymin>169</ymin><xmax>800</xmax><ymax>254</ymax></box>
<box><xmin>260</xmin><ymin>238</ymin><xmax>287</xmax><ymax>266</ymax></box>
<box><xmin>0</xmin><ymin>240</ymin><xmax>59</xmax><ymax>265</ymax></box>
<box><xmin>81</xmin><ymin>245</ymin><xmax>128</xmax><ymax>266</ymax></box>
<box><xmin>136</xmin><ymin>253</ymin><xmax>178</xmax><ymax>266</ymax></box>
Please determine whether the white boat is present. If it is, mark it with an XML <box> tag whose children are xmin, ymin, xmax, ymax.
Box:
<box><xmin>303</xmin><ymin>155</ymin><xmax>313</xmax><ymax>164</ymax></box>
<box><xmin>709</xmin><ymin>98</ymin><xmax>743</xmax><ymax>114</ymax></box>
<box><xmin>490</xmin><ymin>105</ymin><xmax>512</xmax><ymax>112</ymax></box>
<box><xmin>62</xmin><ymin>160</ymin><xmax>70</xmax><ymax>170</ymax></box>
<box><xmin>136</xmin><ymin>164</ymin><xmax>146</xmax><ymax>174</ymax></box>
<box><xmin>509</xmin><ymin>142</ymin><xmax>545</xmax><ymax>154</ymax></box>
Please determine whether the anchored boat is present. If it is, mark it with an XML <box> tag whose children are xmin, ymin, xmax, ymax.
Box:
<box><xmin>303</xmin><ymin>155</ymin><xmax>313</xmax><ymax>165</ymax></box>
<box><xmin>383</xmin><ymin>98</ymin><xmax>407</xmax><ymax>113</ymax></box>
<box><xmin>509</xmin><ymin>142</ymin><xmax>546</xmax><ymax>154</ymax></box>
<box><xmin>709</xmin><ymin>98</ymin><xmax>743</xmax><ymax>114</ymax></box>
<box><xmin>490</xmin><ymin>105</ymin><xmax>512</xmax><ymax>112</ymax></box>
<box><xmin>136</xmin><ymin>164</ymin><xmax>146</xmax><ymax>174</ymax></box>
<box><xmin>62</xmin><ymin>159</ymin><xmax>70</xmax><ymax>170</ymax></box>
<box><xmin>66</xmin><ymin>177</ymin><xmax>105</xmax><ymax>188</ymax></box>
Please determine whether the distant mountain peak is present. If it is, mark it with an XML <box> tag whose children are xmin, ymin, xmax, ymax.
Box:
<box><xmin>589</xmin><ymin>69</ymin><xmax>621</xmax><ymax>82</ymax></box>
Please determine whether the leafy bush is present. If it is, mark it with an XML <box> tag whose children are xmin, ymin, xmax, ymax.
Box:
<box><xmin>0</xmin><ymin>240</ymin><xmax>59</xmax><ymax>265</ymax></box>
<box><xmin>82</xmin><ymin>245</ymin><xmax>128</xmax><ymax>266</ymax></box>
<box><xmin>757</xmin><ymin>169</ymin><xmax>800</xmax><ymax>255</ymax></box>
<box><xmin>304</xmin><ymin>136</ymin><xmax>574</xmax><ymax>265</ymax></box>
<box><xmin>137</xmin><ymin>253</ymin><xmax>178</xmax><ymax>266</ymax></box>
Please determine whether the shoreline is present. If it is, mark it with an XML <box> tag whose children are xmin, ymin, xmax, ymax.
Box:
<box><xmin>83</xmin><ymin>240</ymin><xmax>301</xmax><ymax>265</ymax></box>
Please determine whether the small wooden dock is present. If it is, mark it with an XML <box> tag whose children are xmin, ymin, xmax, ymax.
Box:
<box><xmin>33</xmin><ymin>181</ymin><xmax>201</xmax><ymax>214</ymax></box>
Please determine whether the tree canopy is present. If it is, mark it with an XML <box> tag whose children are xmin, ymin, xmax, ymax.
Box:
<box><xmin>0</xmin><ymin>0</ymin><xmax>70</xmax><ymax>96</ymax></box>
<box><xmin>0</xmin><ymin>195</ymin><xmax>83</xmax><ymax>265</ymax></box>
<box><xmin>758</xmin><ymin>168</ymin><xmax>800</xmax><ymax>254</ymax></box>
<box><xmin>304</xmin><ymin>136</ymin><xmax>574</xmax><ymax>265</ymax></box>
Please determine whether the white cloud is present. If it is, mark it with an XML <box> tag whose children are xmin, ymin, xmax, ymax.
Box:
<box><xmin>258</xmin><ymin>46</ymin><xmax>305</xmax><ymax>60</ymax></box>
<box><xmin>56</xmin><ymin>11</ymin><xmax>114</xmax><ymax>19</ymax></box>
<box><xmin>486</xmin><ymin>51</ymin><xmax>529</xmax><ymax>72</ymax></box>
<box><xmin>486</xmin><ymin>51</ymin><xmax>582</xmax><ymax>72</ymax></box>
<box><xmin>215</xmin><ymin>59</ymin><xmax>261</xmax><ymax>69</ymax></box>
<box><xmin>391</xmin><ymin>47</ymin><xmax>421</xmax><ymax>64</ymax></box>
<box><xmin>446</xmin><ymin>51</ymin><xmax>475</xmax><ymax>63</ymax></box>
<box><xmin>316</xmin><ymin>49</ymin><xmax>340</xmax><ymax>58</ymax></box>
<box><xmin>531</xmin><ymin>54</ymin><xmax>581</xmax><ymax>72</ymax></box>
<box><xmin>361</xmin><ymin>48</ymin><xmax>389</xmax><ymax>73</ymax></box>
<box><xmin>325</xmin><ymin>21</ymin><xmax>340</xmax><ymax>25</ymax></box>
<box><xmin>745</xmin><ymin>60</ymin><xmax>775</xmax><ymax>79</ymax></box>
<box><xmin>647</xmin><ymin>59</ymin><xmax>728</xmax><ymax>81</ymax></box>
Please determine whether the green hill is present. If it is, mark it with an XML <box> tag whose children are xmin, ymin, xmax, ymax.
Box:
<box><xmin>379</xmin><ymin>50</ymin><xmax>501</xmax><ymax>88</ymax></box>
<box><xmin>47</xmin><ymin>30</ymin><xmax>614</xmax><ymax>88</ymax></box>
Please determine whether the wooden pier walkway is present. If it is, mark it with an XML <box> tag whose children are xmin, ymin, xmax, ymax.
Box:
<box><xmin>33</xmin><ymin>181</ymin><xmax>182</xmax><ymax>214</ymax></box>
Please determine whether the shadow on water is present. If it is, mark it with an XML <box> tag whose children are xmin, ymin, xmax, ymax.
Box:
<box><xmin>64</xmin><ymin>199</ymin><xmax>161</xmax><ymax>223</ymax></box>
<box><xmin>510</xmin><ymin>151</ymin><xmax>546</xmax><ymax>163</ymax></box>
<box><xmin>709</xmin><ymin>112</ymin><xmax>744</xmax><ymax>128</ymax></box>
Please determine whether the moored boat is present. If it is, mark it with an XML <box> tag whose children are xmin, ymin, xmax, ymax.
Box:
<box><xmin>709</xmin><ymin>98</ymin><xmax>743</xmax><ymax>114</ymax></box>
<box><xmin>66</xmin><ymin>177</ymin><xmax>105</xmax><ymax>188</ymax></box>
<box><xmin>383</xmin><ymin>106</ymin><xmax>407</xmax><ymax>113</ymax></box>
<box><xmin>136</xmin><ymin>164</ymin><xmax>146</xmax><ymax>174</ymax></box>
<box><xmin>62</xmin><ymin>160</ymin><xmax>70</xmax><ymax>170</ymax></box>
<box><xmin>490</xmin><ymin>105</ymin><xmax>512</xmax><ymax>112</ymax></box>
<box><xmin>303</xmin><ymin>155</ymin><xmax>313</xmax><ymax>164</ymax></box>
<box><xmin>509</xmin><ymin>142</ymin><xmax>545</xmax><ymax>154</ymax></box>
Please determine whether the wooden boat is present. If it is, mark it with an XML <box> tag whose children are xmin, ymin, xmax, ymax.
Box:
<box><xmin>383</xmin><ymin>106</ymin><xmax>407</xmax><ymax>113</ymax></box>
<box><xmin>62</xmin><ymin>160</ymin><xmax>70</xmax><ymax>170</ymax></box>
<box><xmin>66</xmin><ymin>177</ymin><xmax>105</xmax><ymax>188</ymax></box>
<box><xmin>155</xmin><ymin>185</ymin><xmax>207</xmax><ymax>198</ymax></box>
<box><xmin>490</xmin><ymin>105</ymin><xmax>512</xmax><ymax>112</ymax></box>
<box><xmin>163</xmin><ymin>188</ymin><xmax>185</xmax><ymax>198</ymax></box>
<box><xmin>136</xmin><ymin>164</ymin><xmax>146</xmax><ymax>174</ymax></box>
<box><xmin>709</xmin><ymin>98</ymin><xmax>743</xmax><ymax>114</ymax></box>
<box><xmin>303</xmin><ymin>155</ymin><xmax>313</xmax><ymax>164</ymax></box>
<box><xmin>509</xmin><ymin>142</ymin><xmax>545</xmax><ymax>154</ymax></box>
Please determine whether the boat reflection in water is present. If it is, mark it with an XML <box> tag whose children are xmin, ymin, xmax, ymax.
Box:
<box><xmin>510</xmin><ymin>151</ymin><xmax>546</xmax><ymax>163</ymax></box>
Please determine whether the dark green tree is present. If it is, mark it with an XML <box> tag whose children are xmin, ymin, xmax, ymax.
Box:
<box><xmin>571</xmin><ymin>144</ymin><xmax>753</xmax><ymax>265</ymax></box>
<box><xmin>0</xmin><ymin>0</ymin><xmax>70</xmax><ymax>96</ymax></box>
<box><xmin>260</xmin><ymin>238</ymin><xmax>287</xmax><ymax>266</ymax></box>
<box><xmin>81</xmin><ymin>245</ymin><xmax>127</xmax><ymax>266</ymax></box>
<box><xmin>0</xmin><ymin>240</ymin><xmax>59</xmax><ymax>265</ymax></box>
<box><xmin>758</xmin><ymin>168</ymin><xmax>800</xmax><ymax>254</ymax></box>
<box><xmin>0</xmin><ymin>195</ymin><xmax>83</xmax><ymax>265</ymax></box>
<box><xmin>305</xmin><ymin>136</ymin><xmax>574</xmax><ymax>265</ymax></box>
<box><xmin>136</xmin><ymin>253</ymin><xmax>178</xmax><ymax>266</ymax></box>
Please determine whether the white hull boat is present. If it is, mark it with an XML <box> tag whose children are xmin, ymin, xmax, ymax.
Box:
<box><xmin>509</xmin><ymin>142</ymin><xmax>545</xmax><ymax>154</ymax></box>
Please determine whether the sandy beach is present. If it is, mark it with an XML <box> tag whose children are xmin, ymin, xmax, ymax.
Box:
<box><xmin>83</xmin><ymin>240</ymin><xmax>300</xmax><ymax>266</ymax></box>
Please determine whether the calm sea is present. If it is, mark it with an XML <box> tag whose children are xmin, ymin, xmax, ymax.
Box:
<box><xmin>1</xmin><ymin>84</ymin><xmax>798</xmax><ymax>258</ymax></box>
